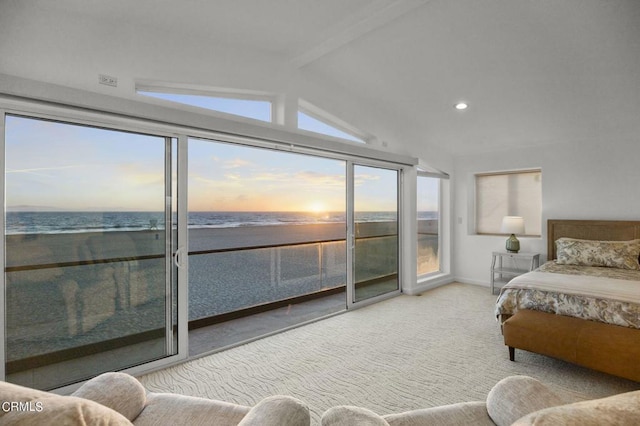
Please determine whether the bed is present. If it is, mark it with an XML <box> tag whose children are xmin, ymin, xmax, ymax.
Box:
<box><xmin>496</xmin><ymin>219</ymin><xmax>640</xmax><ymax>382</ymax></box>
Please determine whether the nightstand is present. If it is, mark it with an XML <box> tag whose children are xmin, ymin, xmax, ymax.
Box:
<box><xmin>490</xmin><ymin>251</ymin><xmax>540</xmax><ymax>294</ymax></box>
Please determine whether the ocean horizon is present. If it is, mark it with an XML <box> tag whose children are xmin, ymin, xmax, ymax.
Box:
<box><xmin>6</xmin><ymin>210</ymin><xmax>438</xmax><ymax>235</ymax></box>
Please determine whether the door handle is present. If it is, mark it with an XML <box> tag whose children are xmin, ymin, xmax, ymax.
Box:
<box><xmin>174</xmin><ymin>246</ymin><xmax>186</xmax><ymax>269</ymax></box>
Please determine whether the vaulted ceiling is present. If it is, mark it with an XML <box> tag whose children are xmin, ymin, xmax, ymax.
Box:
<box><xmin>3</xmin><ymin>0</ymin><xmax>640</xmax><ymax>157</ymax></box>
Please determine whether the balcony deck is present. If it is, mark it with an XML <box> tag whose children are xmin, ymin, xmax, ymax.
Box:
<box><xmin>190</xmin><ymin>290</ymin><xmax>346</xmax><ymax>356</ymax></box>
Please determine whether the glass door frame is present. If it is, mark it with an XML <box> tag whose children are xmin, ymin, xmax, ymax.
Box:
<box><xmin>346</xmin><ymin>159</ymin><xmax>403</xmax><ymax>310</ymax></box>
<box><xmin>0</xmin><ymin>102</ymin><xmax>190</xmax><ymax>388</ymax></box>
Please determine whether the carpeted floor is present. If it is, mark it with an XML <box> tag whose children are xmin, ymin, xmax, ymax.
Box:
<box><xmin>139</xmin><ymin>282</ymin><xmax>640</xmax><ymax>425</ymax></box>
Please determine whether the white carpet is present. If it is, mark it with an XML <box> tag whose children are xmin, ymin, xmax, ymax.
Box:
<box><xmin>139</xmin><ymin>283</ymin><xmax>640</xmax><ymax>425</ymax></box>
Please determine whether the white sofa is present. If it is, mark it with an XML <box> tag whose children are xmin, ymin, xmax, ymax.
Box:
<box><xmin>0</xmin><ymin>372</ymin><xmax>310</xmax><ymax>426</ymax></box>
<box><xmin>321</xmin><ymin>376</ymin><xmax>640</xmax><ymax>426</ymax></box>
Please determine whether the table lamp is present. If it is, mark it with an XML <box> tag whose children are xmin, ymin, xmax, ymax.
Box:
<box><xmin>501</xmin><ymin>216</ymin><xmax>525</xmax><ymax>253</ymax></box>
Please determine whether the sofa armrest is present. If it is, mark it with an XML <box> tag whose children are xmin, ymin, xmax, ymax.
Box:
<box><xmin>72</xmin><ymin>372</ymin><xmax>146</xmax><ymax>422</ymax></box>
<box><xmin>486</xmin><ymin>376</ymin><xmax>567</xmax><ymax>426</ymax></box>
<box><xmin>321</xmin><ymin>406</ymin><xmax>390</xmax><ymax>426</ymax></box>
<box><xmin>2</xmin><ymin>379</ymin><xmax>133</xmax><ymax>425</ymax></box>
<box><xmin>383</xmin><ymin>402</ymin><xmax>494</xmax><ymax>426</ymax></box>
<box><xmin>513</xmin><ymin>390</ymin><xmax>640</xmax><ymax>425</ymax></box>
<box><xmin>239</xmin><ymin>395</ymin><xmax>310</xmax><ymax>426</ymax></box>
<box><xmin>133</xmin><ymin>393</ymin><xmax>251</xmax><ymax>426</ymax></box>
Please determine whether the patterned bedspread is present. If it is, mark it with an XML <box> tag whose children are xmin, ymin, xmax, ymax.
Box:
<box><xmin>495</xmin><ymin>261</ymin><xmax>640</xmax><ymax>329</ymax></box>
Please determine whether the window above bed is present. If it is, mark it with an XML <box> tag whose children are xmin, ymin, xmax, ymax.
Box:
<box><xmin>475</xmin><ymin>169</ymin><xmax>542</xmax><ymax>236</ymax></box>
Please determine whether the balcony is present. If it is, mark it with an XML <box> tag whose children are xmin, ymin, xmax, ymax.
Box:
<box><xmin>4</xmin><ymin>219</ymin><xmax>438</xmax><ymax>390</ymax></box>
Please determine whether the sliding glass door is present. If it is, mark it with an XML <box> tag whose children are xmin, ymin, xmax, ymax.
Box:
<box><xmin>1</xmin><ymin>110</ymin><xmax>405</xmax><ymax>389</ymax></box>
<box><xmin>3</xmin><ymin>114</ymin><xmax>180</xmax><ymax>390</ymax></box>
<box><xmin>348</xmin><ymin>164</ymin><xmax>400</xmax><ymax>305</ymax></box>
<box><xmin>186</xmin><ymin>138</ymin><xmax>347</xmax><ymax>354</ymax></box>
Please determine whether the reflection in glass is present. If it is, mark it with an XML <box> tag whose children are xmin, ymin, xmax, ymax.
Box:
<box><xmin>187</xmin><ymin>139</ymin><xmax>347</xmax><ymax>352</ymax></box>
<box><xmin>353</xmin><ymin>166</ymin><xmax>399</xmax><ymax>302</ymax></box>
<box><xmin>4</xmin><ymin>115</ymin><xmax>175</xmax><ymax>390</ymax></box>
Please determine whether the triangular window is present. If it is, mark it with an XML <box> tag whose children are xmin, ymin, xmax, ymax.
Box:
<box><xmin>297</xmin><ymin>111</ymin><xmax>365</xmax><ymax>143</ymax></box>
<box><xmin>138</xmin><ymin>91</ymin><xmax>272</xmax><ymax>123</ymax></box>
<box><xmin>297</xmin><ymin>100</ymin><xmax>366</xmax><ymax>143</ymax></box>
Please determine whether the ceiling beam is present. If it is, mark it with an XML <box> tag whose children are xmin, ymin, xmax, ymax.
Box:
<box><xmin>290</xmin><ymin>0</ymin><xmax>431</xmax><ymax>69</ymax></box>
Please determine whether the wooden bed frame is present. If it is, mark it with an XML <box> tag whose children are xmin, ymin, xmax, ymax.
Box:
<box><xmin>503</xmin><ymin>219</ymin><xmax>640</xmax><ymax>382</ymax></box>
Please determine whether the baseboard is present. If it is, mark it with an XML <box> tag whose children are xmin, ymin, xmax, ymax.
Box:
<box><xmin>405</xmin><ymin>273</ymin><xmax>454</xmax><ymax>295</ymax></box>
<box><xmin>453</xmin><ymin>277</ymin><xmax>490</xmax><ymax>288</ymax></box>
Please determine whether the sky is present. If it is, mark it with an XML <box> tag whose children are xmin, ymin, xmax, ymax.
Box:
<box><xmin>139</xmin><ymin>91</ymin><xmax>365</xmax><ymax>142</ymax></box>
<box><xmin>188</xmin><ymin>138</ymin><xmax>348</xmax><ymax>212</ymax></box>
<box><xmin>417</xmin><ymin>176</ymin><xmax>440</xmax><ymax>213</ymax></box>
<box><xmin>5</xmin><ymin>115</ymin><xmax>166</xmax><ymax>212</ymax></box>
<box><xmin>4</xmin><ymin>114</ymin><xmax>439</xmax><ymax>213</ymax></box>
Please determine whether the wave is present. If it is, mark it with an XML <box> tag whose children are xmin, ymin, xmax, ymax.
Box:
<box><xmin>5</xmin><ymin>211</ymin><xmax>437</xmax><ymax>234</ymax></box>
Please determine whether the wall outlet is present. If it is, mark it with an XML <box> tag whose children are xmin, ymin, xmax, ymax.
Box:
<box><xmin>98</xmin><ymin>74</ymin><xmax>117</xmax><ymax>87</ymax></box>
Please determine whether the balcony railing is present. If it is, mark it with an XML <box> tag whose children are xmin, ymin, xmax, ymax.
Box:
<box><xmin>5</xmin><ymin>233</ymin><xmax>402</xmax><ymax>374</ymax></box>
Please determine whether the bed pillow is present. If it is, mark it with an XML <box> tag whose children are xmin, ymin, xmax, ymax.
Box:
<box><xmin>555</xmin><ymin>238</ymin><xmax>640</xmax><ymax>270</ymax></box>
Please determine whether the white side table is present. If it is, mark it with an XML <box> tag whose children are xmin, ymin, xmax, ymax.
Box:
<box><xmin>490</xmin><ymin>251</ymin><xmax>540</xmax><ymax>294</ymax></box>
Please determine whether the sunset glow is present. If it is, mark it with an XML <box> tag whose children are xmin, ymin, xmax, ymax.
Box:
<box><xmin>5</xmin><ymin>116</ymin><xmax>405</xmax><ymax>214</ymax></box>
<box><xmin>307</xmin><ymin>201</ymin><xmax>328</xmax><ymax>214</ymax></box>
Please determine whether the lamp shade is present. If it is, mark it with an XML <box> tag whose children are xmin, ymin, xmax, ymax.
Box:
<box><xmin>501</xmin><ymin>216</ymin><xmax>525</xmax><ymax>235</ymax></box>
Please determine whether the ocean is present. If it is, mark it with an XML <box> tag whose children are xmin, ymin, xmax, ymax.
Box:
<box><xmin>5</xmin><ymin>211</ymin><xmax>438</xmax><ymax>235</ymax></box>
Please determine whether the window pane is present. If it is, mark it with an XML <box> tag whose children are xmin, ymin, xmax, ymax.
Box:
<box><xmin>353</xmin><ymin>166</ymin><xmax>399</xmax><ymax>302</ymax></box>
<box><xmin>138</xmin><ymin>91</ymin><xmax>272</xmax><ymax>122</ymax></box>
<box><xmin>417</xmin><ymin>176</ymin><xmax>440</xmax><ymax>275</ymax></box>
<box><xmin>298</xmin><ymin>111</ymin><xmax>364</xmax><ymax>143</ymax></box>
<box><xmin>476</xmin><ymin>171</ymin><xmax>542</xmax><ymax>235</ymax></box>
<box><xmin>4</xmin><ymin>115</ymin><xmax>175</xmax><ymax>390</ymax></box>
<box><xmin>187</xmin><ymin>138</ymin><xmax>346</xmax><ymax>353</ymax></box>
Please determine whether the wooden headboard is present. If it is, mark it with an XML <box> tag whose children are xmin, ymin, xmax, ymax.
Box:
<box><xmin>548</xmin><ymin>219</ymin><xmax>640</xmax><ymax>260</ymax></box>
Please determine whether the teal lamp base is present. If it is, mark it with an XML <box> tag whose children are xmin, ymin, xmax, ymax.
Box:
<box><xmin>505</xmin><ymin>234</ymin><xmax>520</xmax><ymax>253</ymax></box>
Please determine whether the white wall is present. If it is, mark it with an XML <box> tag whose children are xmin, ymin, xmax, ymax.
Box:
<box><xmin>0</xmin><ymin>5</ymin><xmax>290</xmax><ymax>98</ymax></box>
<box><xmin>453</xmin><ymin>137</ymin><xmax>640</xmax><ymax>285</ymax></box>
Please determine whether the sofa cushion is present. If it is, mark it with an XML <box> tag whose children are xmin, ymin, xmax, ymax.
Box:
<box><xmin>322</xmin><ymin>406</ymin><xmax>390</xmax><ymax>426</ymax></box>
<box><xmin>0</xmin><ymin>380</ymin><xmax>132</xmax><ymax>425</ymax></box>
<box><xmin>513</xmin><ymin>389</ymin><xmax>640</xmax><ymax>425</ymax></box>
<box><xmin>238</xmin><ymin>395</ymin><xmax>310</xmax><ymax>426</ymax></box>
<box><xmin>486</xmin><ymin>376</ymin><xmax>566</xmax><ymax>426</ymax></box>
<box><xmin>72</xmin><ymin>372</ymin><xmax>146</xmax><ymax>422</ymax></box>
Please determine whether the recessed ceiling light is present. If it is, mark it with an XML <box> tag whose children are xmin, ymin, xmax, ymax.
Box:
<box><xmin>455</xmin><ymin>102</ymin><xmax>468</xmax><ymax>110</ymax></box>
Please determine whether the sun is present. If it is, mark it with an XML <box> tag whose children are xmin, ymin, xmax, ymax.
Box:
<box><xmin>307</xmin><ymin>201</ymin><xmax>327</xmax><ymax>214</ymax></box>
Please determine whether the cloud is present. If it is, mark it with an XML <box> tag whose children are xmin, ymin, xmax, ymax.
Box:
<box><xmin>253</xmin><ymin>171</ymin><xmax>292</xmax><ymax>182</ymax></box>
<box><xmin>354</xmin><ymin>173</ymin><xmax>380</xmax><ymax>186</ymax></box>
<box><xmin>295</xmin><ymin>170</ymin><xmax>345</xmax><ymax>187</ymax></box>
<box><xmin>223</xmin><ymin>158</ymin><xmax>253</xmax><ymax>169</ymax></box>
<box><xmin>6</xmin><ymin>164</ymin><xmax>89</xmax><ymax>177</ymax></box>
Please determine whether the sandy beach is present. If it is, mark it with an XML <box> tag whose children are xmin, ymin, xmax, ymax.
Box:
<box><xmin>4</xmin><ymin>217</ymin><xmax>433</xmax><ymax>259</ymax></box>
